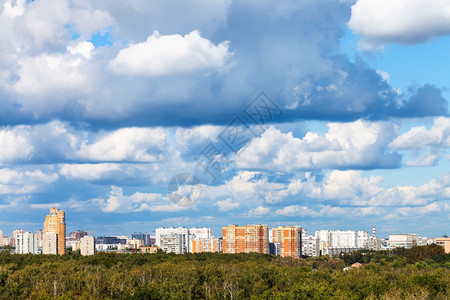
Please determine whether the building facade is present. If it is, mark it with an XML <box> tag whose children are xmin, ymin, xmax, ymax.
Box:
<box><xmin>70</xmin><ymin>230</ymin><xmax>87</xmax><ymax>241</ymax></box>
<box><xmin>43</xmin><ymin>208</ymin><xmax>66</xmax><ymax>255</ymax></box>
<box><xmin>191</xmin><ymin>237</ymin><xmax>222</xmax><ymax>253</ymax></box>
<box><xmin>272</xmin><ymin>226</ymin><xmax>302</xmax><ymax>258</ymax></box>
<box><xmin>15</xmin><ymin>231</ymin><xmax>38</xmax><ymax>254</ymax></box>
<box><xmin>222</xmin><ymin>225</ymin><xmax>269</xmax><ymax>254</ymax></box>
<box><xmin>131</xmin><ymin>232</ymin><xmax>154</xmax><ymax>246</ymax></box>
<box><xmin>302</xmin><ymin>232</ymin><xmax>320</xmax><ymax>257</ymax></box>
<box><xmin>159</xmin><ymin>233</ymin><xmax>187</xmax><ymax>254</ymax></box>
<box><xmin>388</xmin><ymin>234</ymin><xmax>418</xmax><ymax>249</ymax></box>
<box><xmin>80</xmin><ymin>235</ymin><xmax>95</xmax><ymax>256</ymax></box>
<box><xmin>436</xmin><ymin>237</ymin><xmax>450</xmax><ymax>254</ymax></box>
<box><xmin>42</xmin><ymin>232</ymin><xmax>58</xmax><ymax>255</ymax></box>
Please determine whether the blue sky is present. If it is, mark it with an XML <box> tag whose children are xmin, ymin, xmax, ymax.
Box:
<box><xmin>0</xmin><ymin>0</ymin><xmax>448</xmax><ymax>239</ymax></box>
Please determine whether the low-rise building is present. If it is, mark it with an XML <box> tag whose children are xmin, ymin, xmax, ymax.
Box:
<box><xmin>435</xmin><ymin>237</ymin><xmax>450</xmax><ymax>254</ymax></box>
<box><xmin>388</xmin><ymin>234</ymin><xmax>417</xmax><ymax>249</ymax></box>
<box><xmin>141</xmin><ymin>246</ymin><xmax>159</xmax><ymax>254</ymax></box>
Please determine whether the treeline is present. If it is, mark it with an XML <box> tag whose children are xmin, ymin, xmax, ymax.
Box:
<box><xmin>0</xmin><ymin>245</ymin><xmax>448</xmax><ymax>299</ymax></box>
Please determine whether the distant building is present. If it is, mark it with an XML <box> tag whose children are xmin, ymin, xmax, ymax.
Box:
<box><xmin>66</xmin><ymin>239</ymin><xmax>81</xmax><ymax>251</ymax></box>
<box><xmin>70</xmin><ymin>230</ymin><xmax>87</xmax><ymax>241</ymax></box>
<box><xmin>36</xmin><ymin>230</ymin><xmax>44</xmax><ymax>250</ymax></box>
<box><xmin>127</xmin><ymin>239</ymin><xmax>142</xmax><ymax>250</ymax></box>
<box><xmin>43</xmin><ymin>208</ymin><xmax>66</xmax><ymax>255</ymax></box>
<box><xmin>159</xmin><ymin>233</ymin><xmax>187</xmax><ymax>254</ymax></box>
<box><xmin>188</xmin><ymin>227</ymin><xmax>212</xmax><ymax>239</ymax></box>
<box><xmin>155</xmin><ymin>227</ymin><xmax>190</xmax><ymax>252</ymax></box>
<box><xmin>222</xmin><ymin>225</ymin><xmax>269</xmax><ymax>254</ymax></box>
<box><xmin>0</xmin><ymin>229</ymin><xmax>3</xmax><ymax>247</ymax></box>
<box><xmin>131</xmin><ymin>232</ymin><xmax>153</xmax><ymax>246</ymax></box>
<box><xmin>272</xmin><ymin>226</ymin><xmax>302</xmax><ymax>258</ymax></box>
<box><xmin>302</xmin><ymin>232</ymin><xmax>320</xmax><ymax>257</ymax></box>
<box><xmin>42</xmin><ymin>232</ymin><xmax>58</xmax><ymax>255</ymax></box>
<box><xmin>191</xmin><ymin>237</ymin><xmax>222</xmax><ymax>253</ymax></box>
<box><xmin>322</xmin><ymin>247</ymin><xmax>359</xmax><ymax>258</ymax></box>
<box><xmin>155</xmin><ymin>227</ymin><xmax>213</xmax><ymax>253</ymax></box>
<box><xmin>95</xmin><ymin>236</ymin><xmax>127</xmax><ymax>245</ymax></box>
<box><xmin>388</xmin><ymin>234</ymin><xmax>417</xmax><ymax>249</ymax></box>
<box><xmin>435</xmin><ymin>237</ymin><xmax>450</xmax><ymax>254</ymax></box>
<box><xmin>141</xmin><ymin>246</ymin><xmax>159</xmax><ymax>254</ymax></box>
<box><xmin>80</xmin><ymin>235</ymin><xmax>95</xmax><ymax>256</ymax></box>
<box><xmin>269</xmin><ymin>242</ymin><xmax>280</xmax><ymax>256</ymax></box>
<box><xmin>15</xmin><ymin>231</ymin><xmax>38</xmax><ymax>254</ymax></box>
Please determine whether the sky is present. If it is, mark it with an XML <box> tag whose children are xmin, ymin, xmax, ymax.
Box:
<box><xmin>0</xmin><ymin>0</ymin><xmax>449</xmax><ymax>239</ymax></box>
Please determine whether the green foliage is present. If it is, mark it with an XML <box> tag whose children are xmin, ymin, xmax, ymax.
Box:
<box><xmin>0</xmin><ymin>246</ymin><xmax>448</xmax><ymax>299</ymax></box>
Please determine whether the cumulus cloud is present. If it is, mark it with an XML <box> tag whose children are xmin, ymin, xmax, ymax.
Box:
<box><xmin>349</xmin><ymin>0</ymin><xmax>450</xmax><ymax>48</ymax></box>
<box><xmin>216</xmin><ymin>198</ymin><xmax>240</xmax><ymax>211</ymax></box>
<box><xmin>236</xmin><ymin>121</ymin><xmax>401</xmax><ymax>171</ymax></box>
<box><xmin>390</xmin><ymin>117</ymin><xmax>450</xmax><ymax>150</ymax></box>
<box><xmin>95</xmin><ymin>186</ymin><xmax>183</xmax><ymax>213</ymax></box>
<box><xmin>275</xmin><ymin>205</ymin><xmax>315</xmax><ymax>217</ymax></box>
<box><xmin>109</xmin><ymin>30</ymin><xmax>233</xmax><ymax>77</ymax></box>
<box><xmin>75</xmin><ymin>127</ymin><xmax>168</xmax><ymax>162</ymax></box>
<box><xmin>0</xmin><ymin>168</ymin><xmax>58</xmax><ymax>194</ymax></box>
<box><xmin>389</xmin><ymin>117</ymin><xmax>450</xmax><ymax>167</ymax></box>
<box><xmin>0</xmin><ymin>126</ymin><xmax>34</xmax><ymax>162</ymax></box>
<box><xmin>0</xmin><ymin>0</ymin><xmax>446</xmax><ymax>127</ymax></box>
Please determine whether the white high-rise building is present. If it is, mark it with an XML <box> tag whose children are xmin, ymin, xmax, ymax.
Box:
<box><xmin>80</xmin><ymin>235</ymin><xmax>95</xmax><ymax>256</ymax></box>
<box><xmin>156</xmin><ymin>227</ymin><xmax>190</xmax><ymax>252</ymax></box>
<box><xmin>188</xmin><ymin>227</ymin><xmax>211</xmax><ymax>239</ymax></box>
<box><xmin>357</xmin><ymin>231</ymin><xmax>369</xmax><ymax>248</ymax></box>
<box><xmin>159</xmin><ymin>233</ymin><xmax>188</xmax><ymax>254</ymax></box>
<box><xmin>302</xmin><ymin>232</ymin><xmax>319</xmax><ymax>257</ymax></box>
<box><xmin>315</xmin><ymin>230</ymin><xmax>332</xmax><ymax>250</ymax></box>
<box><xmin>15</xmin><ymin>231</ymin><xmax>38</xmax><ymax>254</ymax></box>
<box><xmin>0</xmin><ymin>229</ymin><xmax>3</xmax><ymax>247</ymax></box>
<box><xmin>331</xmin><ymin>230</ymin><xmax>357</xmax><ymax>248</ymax></box>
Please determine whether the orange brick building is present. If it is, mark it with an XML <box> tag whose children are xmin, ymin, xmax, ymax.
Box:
<box><xmin>222</xmin><ymin>225</ymin><xmax>269</xmax><ymax>254</ymax></box>
<box><xmin>43</xmin><ymin>208</ymin><xmax>66</xmax><ymax>255</ymax></box>
<box><xmin>272</xmin><ymin>226</ymin><xmax>302</xmax><ymax>258</ymax></box>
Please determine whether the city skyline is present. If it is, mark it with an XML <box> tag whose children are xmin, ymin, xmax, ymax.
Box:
<box><xmin>0</xmin><ymin>0</ymin><xmax>448</xmax><ymax>238</ymax></box>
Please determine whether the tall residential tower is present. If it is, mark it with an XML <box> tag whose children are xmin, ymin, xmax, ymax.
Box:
<box><xmin>43</xmin><ymin>208</ymin><xmax>66</xmax><ymax>255</ymax></box>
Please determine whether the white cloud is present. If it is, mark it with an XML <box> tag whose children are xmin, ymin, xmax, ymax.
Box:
<box><xmin>216</xmin><ymin>198</ymin><xmax>240</xmax><ymax>211</ymax></box>
<box><xmin>2</xmin><ymin>0</ymin><xmax>26</xmax><ymax>18</ymax></box>
<box><xmin>97</xmin><ymin>186</ymin><xmax>172</xmax><ymax>213</ymax></box>
<box><xmin>389</xmin><ymin>117</ymin><xmax>449</xmax><ymax>167</ymax></box>
<box><xmin>59</xmin><ymin>163</ymin><xmax>121</xmax><ymax>181</ymax></box>
<box><xmin>275</xmin><ymin>205</ymin><xmax>316</xmax><ymax>217</ymax></box>
<box><xmin>0</xmin><ymin>126</ymin><xmax>34</xmax><ymax>162</ymax></box>
<box><xmin>109</xmin><ymin>30</ymin><xmax>233</xmax><ymax>77</ymax></box>
<box><xmin>390</xmin><ymin>117</ymin><xmax>450</xmax><ymax>150</ymax></box>
<box><xmin>67</xmin><ymin>41</ymin><xmax>95</xmax><ymax>60</ymax></box>
<box><xmin>75</xmin><ymin>127</ymin><xmax>168</xmax><ymax>162</ymax></box>
<box><xmin>251</xmin><ymin>205</ymin><xmax>270</xmax><ymax>215</ymax></box>
<box><xmin>0</xmin><ymin>168</ymin><xmax>58</xmax><ymax>194</ymax></box>
<box><xmin>236</xmin><ymin>120</ymin><xmax>399</xmax><ymax>171</ymax></box>
<box><xmin>349</xmin><ymin>0</ymin><xmax>450</xmax><ymax>48</ymax></box>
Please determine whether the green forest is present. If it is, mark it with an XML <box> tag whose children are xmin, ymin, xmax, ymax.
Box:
<box><xmin>0</xmin><ymin>244</ymin><xmax>449</xmax><ymax>299</ymax></box>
